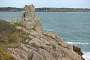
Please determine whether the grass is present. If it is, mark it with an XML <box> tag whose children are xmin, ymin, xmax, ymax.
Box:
<box><xmin>12</xmin><ymin>21</ymin><xmax>22</xmax><ymax>26</ymax></box>
<box><xmin>52</xmin><ymin>44</ymin><xmax>57</xmax><ymax>49</ymax></box>
<box><xmin>0</xmin><ymin>48</ymin><xmax>15</xmax><ymax>60</ymax></box>
<box><xmin>0</xmin><ymin>19</ymin><xmax>22</xmax><ymax>48</ymax></box>
<box><xmin>0</xmin><ymin>19</ymin><xmax>24</xmax><ymax>60</ymax></box>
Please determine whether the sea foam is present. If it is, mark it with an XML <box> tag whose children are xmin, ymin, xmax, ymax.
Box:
<box><xmin>67</xmin><ymin>42</ymin><xmax>90</xmax><ymax>60</ymax></box>
<box><xmin>67</xmin><ymin>42</ymin><xmax>90</xmax><ymax>45</ymax></box>
<box><xmin>82</xmin><ymin>52</ymin><xmax>90</xmax><ymax>60</ymax></box>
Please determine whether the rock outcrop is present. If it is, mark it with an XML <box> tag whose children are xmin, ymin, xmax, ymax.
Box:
<box><xmin>7</xmin><ymin>5</ymin><xmax>84</xmax><ymax>60</ymax></box>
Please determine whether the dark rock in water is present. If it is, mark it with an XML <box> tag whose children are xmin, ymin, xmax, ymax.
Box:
<box><xmin>7</xmin><ymin>5</ymin><xmax>84</xmax><ymax>60</ymax></box>
<box><xmin>73</xmin><ymin>45</ymin><xmax>83</xmax><ymax>56</ymax></box>
<box><xmin>73</xmin><ymin>45</ymin><xmax>85</xmax><ymax>60</ymax></box>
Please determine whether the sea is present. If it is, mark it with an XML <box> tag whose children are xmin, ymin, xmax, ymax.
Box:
<box><xmin>0</xmin><ymin>12</ymin><xmax>90</xmax><ymax>60</ymax></box>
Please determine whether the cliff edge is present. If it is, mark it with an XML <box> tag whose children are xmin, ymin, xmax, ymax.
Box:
<box><xmin>7</xmin><ymin>5</ymin><xmax>84</xmax><ymax>60</ymax></box>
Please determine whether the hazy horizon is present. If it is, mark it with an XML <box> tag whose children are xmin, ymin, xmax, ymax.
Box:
<box><xmin>0</xmin><ymin>0</ymin><xmax>90</xmax><ymax>8</ymax></box>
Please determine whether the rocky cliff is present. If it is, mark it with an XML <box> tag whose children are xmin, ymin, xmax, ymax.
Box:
<box><xmin>7</xmin><ymin>5</ymin><xmax>84</xmax><ymax>60</ymax></box>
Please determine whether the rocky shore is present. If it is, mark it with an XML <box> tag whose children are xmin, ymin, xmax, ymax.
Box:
<box><xmin>0</xmin><ymin>5</ymin><xmax>85</xmax><ymax>60</ymax></box>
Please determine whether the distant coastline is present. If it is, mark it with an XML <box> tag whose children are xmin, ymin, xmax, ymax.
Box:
<box><xmin>0</xmin><ymin>7</ymin><xmax>23</xmax><ymax>12</ymax></box>
<box><xmin>36</xmin><ymin>8</ymin><xmax>90</xmax><ymax>12</ymax></box>
<box><xmin>0</xmin><ymin>7</ymin><xmax>90</xmax><ymax>12</ymax></box>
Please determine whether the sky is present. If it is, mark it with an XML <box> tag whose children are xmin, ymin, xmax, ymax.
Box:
<box><xmin>0</xmin><ymin>0</ymin><xmax>90</xmax><ymax>8</ymax></box>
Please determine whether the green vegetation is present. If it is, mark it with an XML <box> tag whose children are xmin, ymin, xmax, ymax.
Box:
<box><xmin>0</xmin><ymin>19</ymin><xmax>21</xmax><ymax>48</ymax></box>
<box><xmin>13</xmin><ymin>21</ymin><xmax>22</xmax><ymax>26</ymax></box>
<box><xmin>0</xmin><ymin>48</ymin><xmax>15</xmax><ymax>60</ymax></box>
<box><xmin>0</xmin><ymin>19</ymin><xmax>24</xmax><ymax>60</ymax></box>
<box><xmin>52</xmin><ymin>44</ymin><xmax>57</xmax><ymax>50</ymax></box>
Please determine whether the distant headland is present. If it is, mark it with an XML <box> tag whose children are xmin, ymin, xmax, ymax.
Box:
<box><xmin>0</xmin><ymin>7</ymin><xmax>90</xmax><ymax>12</ymax></box>
<box><xmin>0</xmin><ymin>7</ymin><xmax>23</xmax><ymax>12</ymax></box>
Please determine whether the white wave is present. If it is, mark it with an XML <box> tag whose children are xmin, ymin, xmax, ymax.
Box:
<box><xmin>67</xmin><ymin>42</ymin><xmax>90</xmax><ymax>45</ymax></box>
<box><xmin>82</xmin><ymin>52</ymin><xmax>90</xmax><ymax>60</ymax></box>
<box><xmin>67</xmin><ymin>42</ymin><xmax>90</xmax><ymax>60</ymax></box>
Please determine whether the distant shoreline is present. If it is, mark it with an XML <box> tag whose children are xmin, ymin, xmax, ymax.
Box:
<box><xmin>0</xmin><ymin>7</ymin><xmax>90</xmax><ymax>12</ymax></box>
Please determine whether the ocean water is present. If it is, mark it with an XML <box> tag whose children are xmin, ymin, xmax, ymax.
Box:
<box><xmin>0</xmin><ymin>12</ymin><xmax>90</xmax><ymax>60</ymax></box>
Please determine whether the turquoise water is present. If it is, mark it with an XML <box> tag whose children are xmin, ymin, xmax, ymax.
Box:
<box><xmin>0</xmin><ymin>12</ymin><xmax>23</xmax><ymax>22</ymax></box>
<box><xmin>0</xmin><ymin>12</ymin><xmax>90</xmax><ymax>52</ymax></box>
<box><xmin>37</xmin><ymin>12</ymin><xmax>90</xmax><ymax>52</ymax></box>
